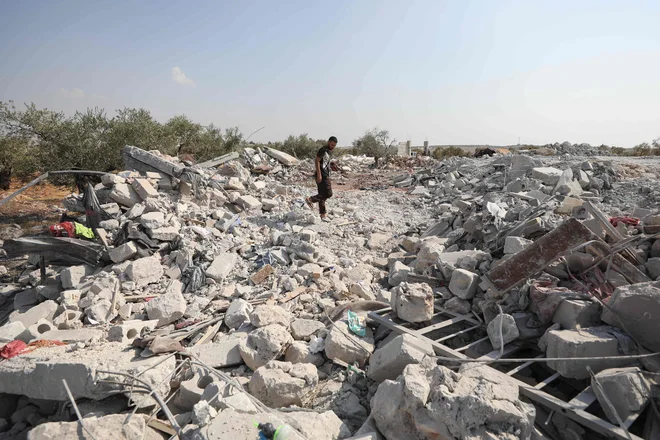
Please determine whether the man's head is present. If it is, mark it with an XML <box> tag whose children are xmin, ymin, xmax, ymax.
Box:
<box><xmin>327</xmin><ymin>136</ymin><xmax>338</xmax><ymax>150</ymax></box>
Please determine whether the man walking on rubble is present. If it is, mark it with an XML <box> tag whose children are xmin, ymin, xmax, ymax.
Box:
<box><xmin>306</xmin><ymin>136</ymin><xmax>337</xmax><ymax>221</ymax></box>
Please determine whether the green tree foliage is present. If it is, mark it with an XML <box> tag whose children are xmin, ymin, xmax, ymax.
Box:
<box><xmin>432</xmin><ymin>146</ymin><xmax>470</xmax><ymax>159</ymax></box>
<box><xmin>351</xmin><ymin>128</ymin><xmax>396</xmax><ymax>159</ymax></box>
<box><xmin>273</xmin><ymin>134</ymin><xmax>324</xmax><ymax>159</ymax></box>
<box><xmin>0</xmin><ymin>101</ymin><xmax>245</xmax><ymax>186</ymax></box>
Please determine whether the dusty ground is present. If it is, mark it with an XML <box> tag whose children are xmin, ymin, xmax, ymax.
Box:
<box><xmin>0</xmin><ymin>178</ymin><xmax>72</xmax><ymax>230</ymax></box>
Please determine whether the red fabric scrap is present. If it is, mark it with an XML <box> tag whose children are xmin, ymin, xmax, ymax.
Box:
<box><xmin>610</xmin><ymin>217</ymin><xmax>639</xmax><ymax>227</ymax></box>
<box><xmin>49</xmin><ymin>222</ymin><xmax>76</xmax><ymax>238</ymax></box>
<box><xmin>0</xmin><ymin>340</ymin><xmax>28</xmax><ymax>359</ymax></box>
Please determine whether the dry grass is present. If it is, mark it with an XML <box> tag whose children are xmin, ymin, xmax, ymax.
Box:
<box><xmin>0</xmin><ymin>177</ymin><xmax>73</xmax><ymax>229</ymax></box>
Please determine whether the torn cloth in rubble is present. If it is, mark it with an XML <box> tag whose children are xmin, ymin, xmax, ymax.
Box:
<box><xmin>1</xmin><ymin>340</ymin><xmax>66</xmax><ymax>360</ymax></box>
<box><xmin>113</xmin><ymin>221</ymin><xmax>159</xmax><ymax>251</ymax></box>
<box><xmin>610</xmin><ymin>216</ymin><xmax>639</xmax><ymax>227</ymax></box>
<box><xmin>49</xmin><ymin>222</ymin><xmax>95</xmax><ymax>239</ymax></box>
<box><xmin>83</xmin><ymin>182</ymin><xmax>112</xmax><ymax>229</ymax></box>
<box><xmin>529</xmin><ymin>276</ymin><xmax>592</xmax><ymax>325</ymax></box>
<box><xmin>183</xmin><ymin>265</ymin><xmax>206</xmax><ymax>293</ymax></box>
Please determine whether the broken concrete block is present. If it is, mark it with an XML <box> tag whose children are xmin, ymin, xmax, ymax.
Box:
<box><xmin>401</xmin><ymin>236</ymin><xmax>420</xmax><ymax>253</ymax></box>
<box><xmin>187</xmin><ymin>328</ymin><xmax>250</xmax><ymax>368</ymax></box>
<box><xmin>250</xmin><ymin>305</ymin><xmax>292</xmax><ymax>328</ymax></box>
<box><xmin>99</xmin><ymin>219</ymin><xmax>119</xmax><ymax>231</ymax></box>
<box><xmin>645</xmin><ymin>257</ymin><xmax>660</xmax><ymax>280</ymax></box>
<box><xmin>554</xmin><ymin>169</ymin><xmax>583</xmax><ymax>197</ymax></box>
<box><xmin>531</xmin><ymin>167</ymin><xmax>563</xmax><ymax>185</ymax></box>
<box><xmin>109</xmin><ymin>182</ymin><xmax>141</xmax><ymax>207</ymax></box>
<box><xmin>206</xmin><ymin>252</ymin><xmax>238</xmax><ymax>281</ymax></box>
<box><xmin>131</xmin><ymin>178</ymin><xmax>158</xmax><ymax>200</ymax></box>
<box><xmin>148</xmin><ymin>226</ymin><xmax>179</xmax><ymax>241</ymax></box>
<box><xmin>144</xmin><ymin>280</ymin><xmax>186</xmax><ymax>326</ymax></box>
<box><xmin>8</xmin><ymin>300</ymin><xmax>58</xmax><ymax>328</ymax></box>
<box><xmin>371</xmin><ymin>362</ymin><xmax>535</xmax><ymax>440</ymax></box>
<box><xmin>53</xmin><ymin>310</ymin><xmax>83</xmax><ymax>329</ymax></box>
<box><xmin>298</xmin><ymin>263</ymin><xmax>322</xmax><ymax>278</ymax></box>
<box><xmin>26</xmin><ymin>413</ymin><xmax>160</xmax><ymax>440</ymax></box>
<box><xmin>239</xmin><ymin>324</ymin><xmax>293</xmax><ymax>370</ymax></box>
<box><xmin>388</xmin><ymin>261</ymin><xmax>411</xmax><ymax>287</ymax></box>
<box><xmin>325</xmin><ymin>320</ymin><xmax>374</xmax><ymax>367</ymax></box>
<box><xmin>172</xmin><ymin>370</ymin><xmax>212</xmax><ymax>412</ymax></box>
<box><xmin>368</xmin><ymin>334</ymin><xmax>434</xmax><ymax>382</ymax></box>
<box><xmin>291</xmin><ymin>319</ymin><xmax>325</xmax><ymax>341</ymax></box>
<box><xmin>443</xmin><ymin>297</ymin><xmax>471</xmax><ymax>315</ymax></box>
<box><xmin>448</xmin><ymin>268</ymin><xmax>479</xmax><ymax>299</ymax></box>
<box><xmin>487</xmin><ymin>313</ymin><xmax>520</xmax><ymax>348</ymax></box>
<box><xmin>225</xmin><ymin>299</ymin><xmax>254</xmax><ymax>329</ymax></box>
<box><xmin>126</xmin><ymin>255</ymin><xmax>163</xmax><ymax>288</ymax></box>
<box><xmin>101</xmin><ymin>173</ymin><xmax>125</xmax><ymax>187</ymax></box>
<box><xmin>0</xmin><ymin>321</ymin><xmax>26</xmax><ymax>343</ymax></box>
<box><xmin>592</xmin><ymin>367</ymin><xmax>650</xmax><ymax>424</ymax></box>
<box><xmin>249</xmin><ymin>360</ymin><xmax>318</xmax><ymax>407</ymax></box>
<box><xmin>546</xmin><ymin>326</ymin><xmax>634</xmax><ymax>379</ymax></box>
<box><xmin>0</xmin><ymin>343</ymin><xmax>175</xmax><ymax>407</ymax></box>
<box><xmin>261</xmin><ymin>198</ymin><xmax>278</xmax><ymax>211</ymax></box>
<box><xmin>602</xmin><ymin>281</ymin><xmax>660</xmax><ymax>352</ymax></box>
<box><xmin>391</xmin><ymin>282</ymin><xmax>434</xmax><ymax>322</ymax></box>
<box><xmin>139</xmin><ymin>211</ymin><xmax>166</xmax><ymax>229</ymax></box>
<box><xmin>367</xmin><ymin>233</ymin><xmax>389</xmax><ymax>250</ymax></box>
<box><xmin>504</xmin><ymin>236</ymin><xmax>532</xmax><ymax>255</ymax></box>
<box><xmin>285</xmin><ymin>341</ymin><xmax>324</xmax><ymax>366</ymax></box>
<box><xmin>108</xmin><ymin>319</ymin><xmax>159</xmax><ymax>343</ymax></box>
<box><xmin>109</xmin><ymin>241</ymin><xmax>138</xmax><ymax>264</ymax></box>
<box><xmin>552</xmin><ymin>299</ymin><xmax>601</xmax><ymax>330</ymax></box>
<box><xmin>236</xmin><ymin>195</ymin><xmax>262</xmax><ymax>211</ymax></box>
<box><xmin>60</xmin><ymin>265</ymin><xmax>92</xmax><ymax>289</ymax></box>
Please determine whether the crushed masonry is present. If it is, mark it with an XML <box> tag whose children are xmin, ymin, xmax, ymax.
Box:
<box><xmin>0</xmin><ymin>144</ymin><xmax>659</xmax><ymax>439</ymax></box>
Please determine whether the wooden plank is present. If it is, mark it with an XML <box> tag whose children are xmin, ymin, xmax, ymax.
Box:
<box><xmin>535</xmin><ymin>372</ymin><xmax>561</xmax><ymax>389</ymax></box>
<box><xmin>279</xmin><ymin>286</ymin><xmax>307</xmax><ymax>303</ymax></box>
<box><xmin>486</xmin><ymin>218</ymin><xmax>594</xmax><ymax>293</ymax></box>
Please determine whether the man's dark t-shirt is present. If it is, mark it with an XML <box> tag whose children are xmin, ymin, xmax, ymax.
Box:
<box><xmin>317</xmin><ymin>146</ymin><xmax>331</xmax><ymax>180</ymax></box>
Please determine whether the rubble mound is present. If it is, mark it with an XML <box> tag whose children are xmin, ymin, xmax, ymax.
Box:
<box><xmin>371</xmin><ymin>360</ymin><xmax>536</xmax><ymax>440</ymax></box>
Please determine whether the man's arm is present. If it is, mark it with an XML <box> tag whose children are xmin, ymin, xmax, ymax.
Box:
<box><xmin>315</xmin><ymin>155</ymin><xmax>322</xmax><ymax>183</ymax></box>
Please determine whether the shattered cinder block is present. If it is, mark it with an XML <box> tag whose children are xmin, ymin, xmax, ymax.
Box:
<box><xmin>126</xmin><ymin>255</ymin><xmax>164</xmax><ymax>288</ymax></box>
<box><xmin>448</xmin><ymin>268</ymin><xmax>479</xmax><ymax>299</ymax></box>
<box><xmin>239</xmin><ymin>324</ymin><xmax>293</xmax><ymax>370</ymax></box>
<box><xmin>60</xmin><ymin>265</ymin><xmax>92</xmax><ymax>289</ymax></box>
<box><xmin>391</xmin><ymin>282</ymin><xmax>434</xmax><ymax>323</ymax></box>
<box><xmin>0</xmin><ymin>343</ymin><xmax>175</xmax><ymax>407</ymax></box>
<box><xmin>139</xmin><ymin>211</ymin><xmax>166</xmax><ymax>229</ymax></box>
<box><xmin>0</xmin><ymin>321</ymin><xmax>26</xmax><ymax>343</ymax></box>
<box><xmin>187</xmin><ymin>328</ymin><xmax>250</xmax><ymax>368</ymax></box>
<box><xmin>206</xmin><ymin>252</ymin><xmax>238</xmax><ymax>281</ymax></box>
<box><xmin>108</xmin><ymin>241</ymin><xmax>138</xmax><ymax>264</ymax></box>
<box><xmin>144</xmin><ymin>280</ymin><xmax>186</xmax><ymax>326</ymax></box>
<box><xmin>531</xmin><ymin>167</ymin><xmax>563</xmax><ymax>185</ymax></box>
<box><xmin>236</xmin><ymin>195</ymin><xmax>262</xmax><ymax>211</ymax></box>
<box><xmin>249</xmin><ymin>360</ymin><xmax>319</xmax><ymax>407</ymax></box>
<box><xmin>250</xmin><ymin>305</ymin><xmax>292</xmax><ymax>328</ymax></box>
<box><xmin>592</xmin><ymin>367</ymin><xmax>650</xmax><ymax>424</ymax></box>
<box><xmin>368</xmin><ymin>334</ymin><xmax>434</xmax><ymax>382</ymax></box>
<box><xmin>602</xmin><ymin>281</ymin><xmax>660</xmax><ymax>352</ymax></box>
<box><xmin>8</xmin><ymin>300</ymin><xmax>58</xmax><ymax>328</ymax></box>
<box><xmin>224</xmin><ymin>299</ymin><xmax>253</xmax><ymax>330</ymax></box>
<box><xmin>487</xmin><ymin>313</ymin><xmax>519</xmax><ymax>348</ymax></box>
<box><xmin>131</xmin><ymin>178</ymin><xmax>159</xmax><ymax>200</ymax></box>
<box><xmin>108</xmin><ymin>319</ymin><xmax>159</xmax><ymax>343</ymax></box>
<box><xmin>546</xmin><ymin>326</ymin><xmax>634</xmax><ymax>379</ymax></box>
<box><xmin>325</xmin><ymin>320</ymin><xmax>374</xmax><ymax>367</ymax></box>
<box><xmin>26</xmin><ymin>414</ymin><xmax>161</xmax><ymax>440</ymax></box>
<box><xmin>552</xmin><ymin>299</ymin><xmax>601</xmax><ymax>330</ymax></box>
<box><xmin>109</xmin><ymin>182</ymin><xmax>141</xmax><ymax>207</ymax></box>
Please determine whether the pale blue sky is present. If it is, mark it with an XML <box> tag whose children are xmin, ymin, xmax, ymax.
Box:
<box><xmin>1</xmin><ymin>0</ymin><xmax>660</xmax><ymax>147</ymax></box>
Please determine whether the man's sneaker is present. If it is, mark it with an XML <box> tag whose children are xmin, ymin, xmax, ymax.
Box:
<box><xmin>320</xmin><ymin>215</ymin><xmax>331</xmax><ymax>223</ymax></box>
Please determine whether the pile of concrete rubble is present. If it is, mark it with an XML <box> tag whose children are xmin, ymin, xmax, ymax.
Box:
<box><xmin>0</xmin><ymin>145</ymin><xmax>659</xmax><ymax>440</ymax></box>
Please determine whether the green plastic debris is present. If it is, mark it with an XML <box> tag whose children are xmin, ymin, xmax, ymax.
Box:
<box><xmin>74</xmin><ymin>222</ymin><xmax>95</xmax><ymax>239</ymax></box>
<box><xmin>347</xmin><ymin>310</ymin><xmax>366</xmax><ymax>337</ymax></box>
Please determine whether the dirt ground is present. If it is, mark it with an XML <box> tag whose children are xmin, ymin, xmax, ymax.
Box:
<box><xmin>0</xmin><ymin>179</ymin><xmax>73</xmax><ymax>230</ymax></box>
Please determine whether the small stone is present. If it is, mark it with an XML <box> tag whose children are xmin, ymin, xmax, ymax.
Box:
<box><xmin>487</xmin><ymin>313</ymin><xmax>520</xmax><ymax>348</ymax></box>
